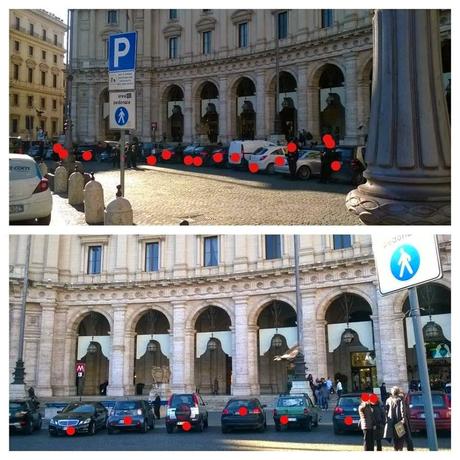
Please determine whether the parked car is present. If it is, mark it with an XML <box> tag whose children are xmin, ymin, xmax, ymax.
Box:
<box><xmin>100</xmin><ymin>141</ymin><xmax>120</xmax><ymax>163</ymax></box>
<box><xmin>192</xmin><ymin>145</ymin><xmax>219</xmax><ymax>165</ymax></box>
<box><xmin>157</xmin><ymin>144</ymin><xmax>184</xmax><ymax>163</ymax></box>
<box><xmin>325</xmin><ymin>145</ymin><xmax>366</xmax><ymax>184</ymax></box>
<box><xmin>221</xmin><ymin>398</ymin><xmax>267</xmax><ymax>433</ymax></box>
<box><xmin>9</xmin><ymin>154</ymin><xmax>52</xmax><ymax>225</ymax></box>
<box><xmin>406</xmin><ymin>391</ymin><xmax>451</xmax><ymax>433</ymax></box>
<box><xmin>9</xmin><ymin>399</ymin><xmax>42</xmax><ymax>434</ymax></box>
<box><xmin>210</xmin><ymin>145</ymin><xmax>229</xmax><ymax>167</ymax></box>
<box><xmin>332</xmin><ymin>393</ymin><xmax>362</xmax><ymax>434</ymax></box>
<box><xmin>248</xmin><ymin>145</ymin><xmax>287</xmax><ymax>174</ymax></box>
<box><xmin>274</xmin><ymin>150</ymin><xmax>323</xmax><ymax>180</ymax></box>
<box><xmin>75</xmin><ymin>144</ymin><xmax>98</xmax><ymax>161</ymax></box>
<box><xmin>165</xmin><ymin>393</ymin><xmax>208</xmax><ymax>433</ymax></box>
<box><xmin>48</xmin><ymin>402</ymin><xmax>108</xmax><ymax>436</ymax></box>
<box><xmin>228</xmin><ymin>140</ymin><xmax>276</xmax><ymax>168</ymax></box>
<box><xmin>273</xmin><ymin>394</ymin><xmax>320</xmax><ymax>431</ymax></box>
<box><xmin>107</xmin><ymin>400</ymin><xmax>155</xmax><ymax>434</ymax></box>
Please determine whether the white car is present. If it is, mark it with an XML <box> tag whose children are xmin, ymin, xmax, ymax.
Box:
<box><xmin>248</xmin><ymin>145</ymin><xmax>287</xmax><ymax>174</ymax></box>
<box><xmin>274</xmin><ymin>150</ymin><xmax>323</xmax><ymax>179</ymax></box>
<box><xmin>9</xmin><ymin>154</ymin><xmax>52</xmax><ymax>224</ymax></box>
<box><xmin>228</xmin><ymin>140</ymin><xmax>276</xmax><ymax>167</ymax></box>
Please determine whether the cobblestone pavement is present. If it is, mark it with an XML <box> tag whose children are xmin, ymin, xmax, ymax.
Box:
<box><xmin>48</xmin><ymin>161</ymin><xmax>362</xmax><ymax>226</ymax></box>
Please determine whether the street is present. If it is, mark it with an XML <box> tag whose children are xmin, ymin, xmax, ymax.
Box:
<box><xmin>48</xmin><ymin>161</ymin><xmax>361</xmax><ymax>226</ymax></box>
<box><xmin>10</xmin><ymin>411</ymin><xmax>450</xmax><ymax>451</ymax></box>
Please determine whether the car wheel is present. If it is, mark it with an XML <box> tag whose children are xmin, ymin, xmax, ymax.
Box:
<box><xmin>275</xmin><ymin>423</ymin><xmax>281</xmax><ymax>432</ymax></box>
<box><xmin>258</xmin><ymin>424</ymin><xmax>266</xmax><ymax>433</ymax></box>
<box><xmin>49</xmin><ymin>430</ymin><xmax>57</xmax><ymax>437</ymax></box>
<box><xmin>142</xmin><ymin>421</ymin><xmax>148</xmax><ymax>433</ymax></box>
<box><xmin>305</xmin><ymin>417</ymin><xmax>312</xmax><ymax>432</ymax></box>
<box><xmin>313</xmin><ymin>415</ymin><xmax>319</xmax><ymax>427</ymax></box>
<box><xmin>221</xmin><ymin>426</ymin><xmax>230</xmax><ymax>434</ymax></box>
<box><xmin>37</xmin><ymin>416</ymin><xmax>43</xmax><ymax>430</ymax></box>
<box><xmin>197</xmin><ymin>418</ymin><xmax>204</xmax><ymax>432</ymax></box>
<box><xmin>298</xmin><ymin>166</ymin><xmax>312</xmax><ymax>180</ymax></box>
<box><xmin>25</xmin><ymin>419</ymin><xmax>34</xmax><ymax>434</ymax></box>
<box><xmin>107</xmin><ymin>427</ymin><xmax>114</xmax><ymax>435</ymax></box>
<box><xmin>266</xmin><ymin>163</ymin><xmax>275</xmax><ymax>174</ymax></box>
<box><xmin>333</xmin><ymin>424</ymin><xmax>343</xmax><ymax>435</ymax></box>
<box><xmin>204</xmin><ymin>417</ymin><xmax>208</xmax><ymax>430</ymax></box>
<box><xmin>166</xmin><ymin>424</ymin><xmax>174</xmax><ymax>434</ymax></box>
<box><xmin>89</xmin><ymin>422</ymin><xmax>96</xmax><ymax>436</ymax></box>
<box><xmin>36</xmin><ymin>214</ymin><xmax>51</xmax><ymax>225</ymax></box>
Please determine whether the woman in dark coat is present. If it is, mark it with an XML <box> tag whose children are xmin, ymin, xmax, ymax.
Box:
<box><xmin>153</xmin><ymin>394</ymin><xmax>161</xmax><ymax>419</ymax></box>
<box><xmin>371</xmin><ymin>397</ymin><xmax>386</xmax><ymax>451</ymax></box>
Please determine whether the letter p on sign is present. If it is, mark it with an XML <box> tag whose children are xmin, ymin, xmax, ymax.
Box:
<box><xmin>114</xmin><ymin>37</ymin><xmax>130</xmax><ymax>68</ymax></box>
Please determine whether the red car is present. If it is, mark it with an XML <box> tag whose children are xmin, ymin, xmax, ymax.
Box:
<box><xmin>406</xmin><ymin>391</ymin><xmax>451</xmax><ymax>433</ymax></box>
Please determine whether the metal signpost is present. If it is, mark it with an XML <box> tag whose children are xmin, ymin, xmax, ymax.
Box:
<box><xmin>372</xmin><ymin>234</ymin><xmax>442</xmax><ymax>451</ymax></box>
<box><xmin>108</xmin><ymin>31</ymin><xmax>137</xmax><ymax>196</ymax></box>
<box><xmin>75</xmin><ymin>362</ymin><xmax>85</xmax><ymax>399</ymax></box>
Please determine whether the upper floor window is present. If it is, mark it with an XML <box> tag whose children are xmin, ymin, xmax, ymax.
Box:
<box><xmin>204</xmin><ymin>236</ymin><xmax>218</xmax><ymax>267</ymax></box>
<box><xmin>53</xmin><ymin>54</ymin><xmax>57</xmax><ymax>64</ymax></box>
<box><xmin>29</xmin><ymin>23</ymin><xmax>34</xmax><ymax>36</ymax></box>
<box><xmin>202</xmin><ymin>30</ymin><xmax>212</xmax><ymax>55</ymax></box>
<box><xmin>14</xmin><ymin>41</ymin><xmax>20</xmax><ymax>52</ymax></box>
<box><xmin>333</xmin><ymin>235</ymin><xmax>352</xmax><ymax>250</ymax></box>
<box><xmin>53</xmin><ymin>74</ymin><xmax>57</xmax><ymax>88</ymax></box>
<box><xmin>321</xmin><ymin>9</ymin><xmax>333</xmax><ymax>28</ymax></box>
<box><xmin>87</xmin><ymin>245</ymin><xmax>102</xmax><ymax>274</ymax></box>
<box><xmin>169</xmin><ymin>9</ymin><xmax>177</xmax><ymax>20</ymax></box>
<box><xmin>265</xmin><ymin>235</ymin><xmax>282</xmax><ymax>260</ymax></box>
<box><xmin>169</xmin><ymin>36</ymin><xmax>178</xmax><ymax>59</ymax></box>
<box><xmin>54</xmin><ymin>34</ymin><xmax>58</xmax><ymax>46</ymax></box>
<box><xmin>42</xmin><ymin>29</ymin><xmax>47</xmax><ymax>40</ymax></box>
<box><xmin>12</xmin><ymin>94</ymin><xmax>19</xmax><ymax>106</ymax></box>
<box><xmin>107</xmin><ymin>10</ymin><xmax>118</xmax><ymax>24</ymax></box>
<box><xmin>145</xmin><ymin>242</ymin><xmax>160</xmax><ymax>272</ymax></box>
<box><xmin>277</xmin><ymin>11</ymin><xmax>288</xmax><ymax>40</ymax></box>
<box><xmin>28</xmin><ymin>68</ymin><xmax>33</xmax><ymax>83</ymax></box>
<box><xmin>42</xmin><ymin>50</ymin><xmax>46</xmax><ymax>60</ymax></box>
<box><xmin>29</xmin><ymin>46</ymin><xmax>34</xmax><ymax>56</ymax></box>
<box><xmin>41</xmin><ymin>71</ymin><xmax>46</xmax><ymax>85</ymax></box>
<box><xmin>13</xmin><ymin>64</ymin><xmax>19</xmax><ymax>80</ymax></box>
<box><xmin>25</xmin><ymin>115</ymin><xmax>34</xmax><ymax>130</ymax></box>
<box><xmin>40</xmin><ymin>97</ymin><xmax>45</xmax><ymax>109</ymax></box>
<box><xmin>27</xmin><ymin>95</ymin><xmax>33</xmax><ymax>107</ymax></box>
<box><xmin>238</xmin><ymin>22</ymin><xmax>248</xmax><ymax>48</ymax></box>
<box><xmin>15</xmin><ymin>17</ymin><xmax>20</xmax><ymax>30</ymax></box>
<box><xmin>52</xmin><ymin>99</ymin><xmax>57</xmax><ymax>110</ymax></box>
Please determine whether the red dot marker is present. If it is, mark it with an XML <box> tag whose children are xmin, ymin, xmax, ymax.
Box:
<box><xmin>59</xmin><ymin>148</ymin><xmax>69</xmax><ymax>161</ymax></box>
<box><xmin>248</xmin><ymin>163</ymin><xmax>259</xmax><ymax>173</ymax></box>
<box><xmin>369</xmin><ymin>393</ymin><xmax>379</xmax><ymax>404</ymax></box>
<box><xmin>230</xmin><ymin>153</ymin><xmax>241</xmax><ymax>162</ymax></box>
<box><xmin>66</xmin><ymin>426</ymin><xmax>76</xmax><ymax>436</ymax></box>
<box><xmin>238</xmin><ymin>406</ymin><xmax>248</xmax><ymax>416</ymax></box>
<box><xmin>183</xmin><ymin>155</ymin><xmax>193</xmax><ymax>166</ymax></box>
<box><xmin>53</xmin><ymin>143</ymin><xmax>63</xmax><ymax>154</ymax></box>
<box><xmin>193</xmin><ymin>156</ymin><xmax>203</xmax><ymax>167</ymax></box>
<box><xmin>162</xmin><ymin>149</ymin><xmax>172</xmax><ymax>161</ymax></box>
<box><xmin>344</xmin><ymin>416</ymin><xmax>353</xmax><ymax>426</ymax></box>
<box><xmin>331</xmin><ymin>160</ymin><xmax>341</xmax><ymax>172</ymax></box>
<box><xmin>124</xmin><ymin>416</ymin><xmax>132</xmax><ymax>425</ymax></box>
<box><xmin>280</xmin><ymin>415</ymin><xmax>289</xmax><ymax>425</ymax></box>
<box><xmin>182</xmin><ymin>421</ymin><xmax>192</xmax><ymax>431</ymax></box>
<box><xmin>275</xmin><ymin>156</ymin><xmax>285</xmax><ymax>166</ymax></box>
<box><xmin>82</xmin><ymin>150</ymin><xmax>92</xmax><ymax>161</ymax></box>
<box><xmin>146</xmin><ymin>155</ymin><xmax>157</xmax><ymax>166</ymax></box>
<box><xmin>361</xmin><ymin>393</ymin><xmax>370</xmax><ymax>402</ymax></box>
<box><xmin>287</xmin><ymin>142</ymin><xmax>297</xmax><ymax>153</ymax></box>
<box><xmin>212</xmin><ymin>152</ymin><xmax>223</xmax><ymax>163</ymax></box>
<box><xmin>322</xmin><ymin>134</ymin><xmax>336</xmax><ymax>149</ymax></box>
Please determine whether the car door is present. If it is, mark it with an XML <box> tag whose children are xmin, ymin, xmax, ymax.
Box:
<box><xmin>96</xmin><ymin>404</ymin><xmax>107</xmax><ymax>428</ymax></box>
<box><xmin>9</xmin><ymin>157</ymin><xmax>42</xmax><ymax>202</ymax></box>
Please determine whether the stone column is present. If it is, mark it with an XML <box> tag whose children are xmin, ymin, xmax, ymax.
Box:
<box><xmin>123</xmin><ymin>331</ymin><xmax>136</xmax><ymax>395</ymax></box>
<box><xmin>297</xmin><ymin>64</ymin><xmax>308</xmax><ymax>133</ymax></box>
<box><xmin>306</xmin><ymin>85</ymin><xmax>320</xmax><ymax>141</ymax></box>
<box><xmin>9</xmin><ymin>301</ymin><xmax>22</xmax><ymax>384</ymax></box>
<box><xmin>62</xmin><ymin>330</ymin><xmax>77</xmax><ymax>396</ymax></box>
<box><xmin>247</xmin><ymin>325</ymin><xmax>260</xmax><ymax>394</ymax></box>
<box><xmin>344</xmin><ymin>53</ymin><xmax>359</xmax><ymax>144</ymax></box>
<box><xmin>218</xmin><ymin>76</ymin><xmax>229</xmax><ymax>143</ymax></box>
<box><xmin>170</xmin><ymin>301</ymin><xmax>186</xmax><ymax>392</ymax></box>
<box><xmin>107</xmin><ymin>304</ymin><xmax>127</xmax><ymax>396</ymax></box>
<box><xmin>232</xmin><ymin>296</ymin><xmax>251</xmax><ymax>395</ymax></box>
<box><xmin>315</xmin><ymin>320</ymin><xmax>328</xmax><ymax>378</ymax></box>
<box><xmin>370</xmin><ymin>312</ymin><xmax>384</xmax><ymax>390</ymax></box>
<box><xmin>183</xmin><ymin>80</ymin><xmax>193</xmax><ymax>144</ymax></box>
<box><xmin>346</xmin><ymin>10</ymin><xmax>450</xmax><ymax>224</ymax></box>
<box><xmin>35</xmin><ymin>302</ymin><xmax>56</xmax><ymax>396</ymax></box>
<box><xmin>301</xmin><ymin>291</ymin><xmax>319</xmax><ymax>378</ymax></box>
<box><xmin>255</xmin><ymin>70</ymin><xmax>266</xmax><ymax>139</ymax></box>
<box><xmin>141</xmin><ymin>82</ymin><xmax>152</xmax><ymax>142</ymax></box>
<box><xmin>87</xmin><ymin>83</ymin><xmax>96</xmax><ymax>142</ymax></box>
<box><xmin>184</xmin><ymin>327</ymin><xmax>195</xmax><ymax>392</ymax></box>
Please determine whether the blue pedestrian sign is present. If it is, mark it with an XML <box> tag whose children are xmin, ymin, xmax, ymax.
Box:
<box><xmin>108</xmin><ymin>32</ymin><xmax>137</xmax><ymax>72</ymax></box>
<box><xmin>390</xmin><ymin>244</ymin><xmax>420</xmax><ymax>281</ymax></box>
<box><xmin>115</xmin><ymin>107</ymin><xmax>129</xmax><ymax>126</ymax></box>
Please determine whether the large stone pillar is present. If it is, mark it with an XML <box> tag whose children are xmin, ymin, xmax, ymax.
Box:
<box><xmin>255</xmin><ymin>70</ymin><xmax>266</xmax><ymax>139</ymax></box>
<box><xmin>297</xmin><ymin>64</ymin><xmax>308</xmax><ymax>134</ymax></box>
<box><xmin>306</xmin><ymin>85</ymin><xmax>320</xmax><ymax>141</ymax></box>
<box><xmin>344</xmin><ymin>52</ymin><xmax>359</xmax><ymax>144</ymax></box>
<box><xmin>346</xmin><ymin>10</ymin><xmax>450</xmax><ymax>224</ymax></box>
<box><xmin>232</xmin><ymin>296</ymin><xmax>251</xmax><ymax>395</ymax></box>
<box><xmin>315</xmin><ymin>320</ymin><xmax>328</xmax><ymax>379</ymax></box>
<box><xmin>123</xmin><ymin>331</ymin><xmax>136</xmax><ymax>396</ymax></box>
<box><xmin>107</xmin><ymin>304</ymin><xmax>127</xmax><ymax>396</ymax></box>
<box><xmin>184</xmin><ymin>327</ymin><xmax>195</xmax><ymax>392</ymax></box>
<box><xmin>87</xmin><ymin>83</ymin><xmax>96</xmax><ymax>142</ymax></box>
<box><xmin>218</xmin><ymin>76</ymin><xmax>229</xmax><ymax>144</ymax></box>
<box><xmin>170</xmin><ymin>301</ymin><xmax>186</xmax><ymax>392</ymax></box>
<box><xmin>301</xmin><ymin>291</ymin><xmax>319</xmax><ymax>378</ymax></box>
<box><xmin>247</xmin><ymin>325</ymin><xmax>260</xmax><ymax>394</ymax></box>
<box><xmin>183</xmin><ymin>80</ymin><xmax>193</xmax><ymax>143</ymax></box>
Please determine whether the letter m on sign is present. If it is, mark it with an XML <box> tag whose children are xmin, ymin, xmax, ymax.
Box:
<box><xmin>75</xmin><ymin>362</ymin><xmax>86</xmax><ymax>374</ymax></box>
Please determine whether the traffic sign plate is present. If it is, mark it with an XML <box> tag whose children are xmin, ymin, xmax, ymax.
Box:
<box><xmin>109</xmin><ymin>70</ymin><xmax>135</xmax><ymax>91</ymax></box>
<box><xmin>108</xmin><ymin>32</ymin><xmax>137</xmax><ymax>72</ymax></box>
<box><xmin>372</xmin><ymin>234</ymin><xmax>442</xmax><ymax>295</ymax></box>
<box><xmin>110</xmin><ymin>91</ymin><xmax>136</xmax><ymax>130</ymax></box>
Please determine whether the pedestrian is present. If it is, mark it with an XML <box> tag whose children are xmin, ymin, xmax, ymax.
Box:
<box><xmin>326</xmin><ymin>377</ymin><xmax>333</xmax><ymax>395</ymax></box>
<box><xmin>336</xmin><ymin>379</ymin><xmax>343</xmax><ymax>399</ymax></box>
<box><xmin>287</xmin><ymin>138</ymin><xmax>299</xmax><ymax>180</ymax></box>
<box><xmin>380</xmin><ymin>382</ymin><xmax>388</xmax><ymax>403</ymax></box>
<box><xmin>371</xmin><ymin>396</ymin><xmax>386</xmax><ymax>451</ymax></box>
<box><xmin>319</xmin><ymin>148</ymin><xmax>331</xmax><ymax>183</ymax></box>
<box><xmin>320</xmin><ymin>381</ymin><xmax>329</xmax><ymax>410</ymax></box>
<box><xmin>358</xmin><ymin>397</ymin><xmax>375</xmax><ymax>451</ymax></box>
<box><xmin>125</xmin><ymin>142</ymin><xmax>131</xmax><ymax>168</ymax></box>
<box><xmin>213</xmin><ymin>378</ymin><xmax>219</xmax><ymax>395</ymax></box>
<box><xmin>383</xmin><ymin>386</ymin><xmax>414</xmax><ymax>451</ymax></box>
<box><xmin>130</xmin><ymin>139</ymin><xmax>140</xmax><ymax>168</ymax></box>
<box><xmin>315</xmin><ymin>385</ymin><xmax>322</xmax><ymax>408</ymax></box>
<box><xmin>112</xmin><ymin>144</ymin><xmax>120</xmax><ymax>168</ymax></box>
<box><xmin>38</xmin><ymin>141</ymin><xmax>44</xmax><ymax>161</ymax></box>
<box><xmin>153</xmin><ymin>394</ymin><xmax>161</xmax><ymax>419</ymax></box>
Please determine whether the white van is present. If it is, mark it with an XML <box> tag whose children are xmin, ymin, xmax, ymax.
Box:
<box><xmin>228</xmin><ymin>140</ymin><xmax>276</xmax><ymax>167</ymax></box>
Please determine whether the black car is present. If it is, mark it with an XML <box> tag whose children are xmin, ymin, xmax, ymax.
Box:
<box><xmin>221</xmin><ymin>398</ymin><xmax>267</xmax><ymax>433</ymax></box>
<box><xmin>48</xmin><ymin>402</ymin><xmax>108</xmax><ymax>436</ymax></box>
<box><xmin>210</xmin><ymin>146</ymin><xmax>229</xmax><ymax>167</ymax></box>
<box><xmin>9</xmin><ymin>399</ymin><xmax>42</xmax><ymax>434</ymax></box>
<box><xmin>332</xmin><ymin>393</ymin><xmax>362</xmax><ymax>434</ymax></box>
<box><xmin>107</xmin><ymin>400</ymin><xmax>155</xmax><ymax>434</ymax></box>
<box><xmin>192</xmin><ymin>145</ymin><xmax>219</xmax><ymax>165</ymax></box>
<box><xmin>156</xmin><ymin>144</ymin><xmax>184</xmax><ymax>163</ymax></box>
<box><xmin>75</xmin><ymin>144</ymin><xmax>98</xmax><ymax>161</ymax></box>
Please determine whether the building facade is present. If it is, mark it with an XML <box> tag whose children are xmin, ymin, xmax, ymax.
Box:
<box><xmin>9</xmin><ymin>235</ymin><xmax>451</xmax><ymax>398</ymax></box>
<box><xmin>9</xmin><ymin>9</ymin><xmax>67</xmax><ymax>141</ymax></box>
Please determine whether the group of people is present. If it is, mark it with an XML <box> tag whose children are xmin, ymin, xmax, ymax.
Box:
<box><xmin>359</xmin><ymin>386</ymin><xmax>414</xmax><ymax>451</ymax></box>
<box><xmin>110</xmin><ymin>139</ymin><xmax>141</xmax><ymax>169</ymax></box>
<box><xmin>307</xmin><ymin>375</ymin><xmax>337</xmax><ymax>410</ymax></box>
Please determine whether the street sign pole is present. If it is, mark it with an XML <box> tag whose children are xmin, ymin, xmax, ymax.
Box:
<box><xmin>120</xmin><ymin>130</ymin><xmax>125</xmax><ymax>196</ymax></box>
<box><xmin>408</xmin><ymin>287</ymin><xmax>438</xmax><ymax>451</ymax></box>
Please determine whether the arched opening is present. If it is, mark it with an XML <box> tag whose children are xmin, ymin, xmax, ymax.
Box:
<box><xmin>318</xmin><ymin>64</ymin><xmax>345</xmax><ymax>140</ymax></box>
<box><xmin>76</xmin><ymin>312</ymin><xmax>111</xmax><ymax>396</ymax></box>
<box><xmin>99</xmin><ymin>88</ymin><xmax>117</xmax><ymax>141</ymax></box>
<box><xmin>235</xmin><ymin>77</ymin><xmax>256</xmax><ymax>140</ymax></box>
<box><xmin>441</xmin><ymin>40</ymin><xmax>451</xmax><ymax>118</ymax></box>
<box><xmin>194</xmin><ymin>306</ymin><xmax>232</xmax><ymax>395</ymax></box>
<box><xmin>325</xmin><ymin>294</ymin><xmax>375</xmax><ymax>393</ymax></box>
<box><xmin>402</xmin><ymin>283</ymin><xmax>451</xmax><ymax>390</ymax></box>
<box><xmin>257</xmin><ymin>300</ymin><xmax>297</xmax><ymax>394</ymax></box>
<box><xmin>134</xmin><ymin>309</ymin><xmax>171</xmax><ymax>396</ymax></box>
<box><xmin>198</xmin><ymin>82</ymin><xmax>219</xmax><ymax>143</ymax></box>
<box><xmin>166</xmin><ymin>85</ymin><xmax>184</xmax><ymax>142</ymax></box>
<box><xmin>278</xmin><ymin>72</ymin><xmax>298</xmax><ymax>140</ymax></box>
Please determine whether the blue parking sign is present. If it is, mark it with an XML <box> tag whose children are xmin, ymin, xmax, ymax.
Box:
<box><xmin>108</xmin><ymin>32</ymin><xmax>137</xmax><ymax>71</ymax></box>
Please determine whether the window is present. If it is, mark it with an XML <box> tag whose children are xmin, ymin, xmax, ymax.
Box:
<box><xmin>54</xmin><ymin>34</ymin><xmax>57</xmax><ymax>46</ymax></box>
<box><xmin>204</xmin><ymin>236</ymin><xmax>218</xmax><ymax>267</ymax></box>
<box><xmin>41</xmin><ymin>71</ymin><xmax>46</xmax><ymax>85</ymax></box>
<box><xmin>13</xmin><ymin>64</ymin><xmax>19</xmax><ymax>80</ymax></box>
<box><xmin>107</xmin><ymin>10</ymin><xmax>117</xmax><ymax>24</ymax></box>
<box><xmin>238</xmin><ymin>22</ymin><xmax>248</xmax><ymax>48</ymax></box>
<box><xmin>265</xmin><ymin>235</ymin><xmax>282</xmax><ymax>259</ymax></box>
<box><xmin>333</xmin><ymin>235</ymin><xmax>352</xmax><ymax>250</ymax></box>
<box><xmin>40</xmin><ymin>120</ymin><xmax>45</xmax><ymax>131</ymax></box>
<box><xmin>277</xmin><ymin>11</ymin><xmax>288</xmax><ymax>39</ymax></box>
<box><xmin>13</xmin><ymin>94</ymin><xmax>19</xmax><ymax>106</ymax></box>
<box><xmin>321</xmin><ymin>9</ymin><xmax>333</xmax><ymax>28</ymax></box>
<box><xmin>42</xmin><ymin>50</ymin><xmax>46</xmax><ymax>60</ymax></box>
<box><xmin>145</xmin><ymin>242</ymin><xmax>160</xmax><ymax>272</ymax></box>
<box><xmin>25</xmin><ymin>115</ymin><xmax>34</xmax><ymax>130</ymax></box>
<box><xmin>169</xmin><ymin>9</ymin><xmax>177</xmax><ymax>20</ymax></box>
<box><xmin>53</xmin><ymin>54</ymin><xmax>57</xmax><ymax>64</ymax></box>
<box><xmin>14</xmin><ymin>41</ymin><xmax>20</xmax><ymax>52</ymax></box>
<box><xmin>40</xmin><ymin>97</ymin><xmax>45</xmax><ymax>109</ymax></box>
<box><xmin>53</xmin><ymin>74</ymin><xmax>57</xmax><ymax>88</ymax></box>
<box><xmin>28</xmin><ymin>68</ymin><xmax>33</xmax><ymax>83</ymax></box>
<box><xmin>202</xmin><ymin>31</ymin><xmax>212</xmax><ymax>55</ymax></box>
<box><xmin>27</xmin><ymin>95</ymin><xmax>33</xmax><ymax>107</ymax></box>
<box><xmin>29</xmin><ymin>46</ymin><xmax>34</xmax><ymax>56</ymax></box>
<box><xmin>29</xmin><ymin>23</ymin><xmax>34</xmax><ymax>36</ymax></box>
<box><xmin>52</xmin><ymin>120</ymin><xmax>57</xmax><ymax>134</ymax></box>
<box><xmin>15</xmin><ymin>17</ymin><xmax>20</xmax><ymax>30</ymax></box>
<box><xmin>52</xmin><ymin>99</ymin><xmax>57</xmax><ymax>110</ymax></box>
<box><xmin>169</xmin><ymin>36</ymin><xmax>178</xmax><ymax>59</ymax></box>
<box><xmin>42</xmin><ymin>29</ymin><xmax>47</xmax><ymax>40</ymax></box>
<box><xmin>12</xmin><ymin>118</ymin><xmax>19</xmax><ymax>133</ymax></box>
<box><xmin>87</xmin><ymin>246</ymin><xmax>102</xmax><ymax>274</ymax></box>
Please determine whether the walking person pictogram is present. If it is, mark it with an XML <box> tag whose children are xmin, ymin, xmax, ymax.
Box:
<box><xmin>397</xmin><ymin>248</ymin><xmax>413</xmax><ymax>279</ymax></box>
<box><xmin>115</xmin><ymin>107</ymin><xmax>128</xmax><ymax>126</ymax></box>
<box><xmin>390</xmin><ymin>244</ymin><xmax>420</xmax><ymax>281</ymax></box>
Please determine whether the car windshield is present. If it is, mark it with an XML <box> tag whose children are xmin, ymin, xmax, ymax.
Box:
<box><xmin>184</xmin><ymin>146</ymin><xmax>196</xmax><ymax>154</ymax></box>
<box><xmin>10</xmin><ymin>160</ymin><xmax>41</xmax><ymax>180</ymax></box>
<box><xmin>409</xmin><ymin>394</ymin><xmax>446</xmax><ymax>408</ymax></box>
<box><xmin>338</xmin><ymin>397</ymin><xmax>361</xmax><ymax>407</ymax></box>
<box><xmin>114</xmin><ymin>401</ymin><xmax>139</xmax><ymax>410</ymax></box>
<box><xmin>62</xmin><ymin>404</ymin><xmax>95</xmax><ymax>414</ymax></box>
<box><xmin>252</xmin><ymin>147</ymin><xmax>268</xmax><ymax>155</ymax></box>
<box><xmin>10</xmin><ymin>402</ymin><xmax>28</xmax><ymax>411</ymax></box>
<box><xmin>170</xmin><ymin>395</ymin><xmax>194</xmax><ymax>407</ymax></box>
<box><xmin>226</xmin><ymin>400</ymin><xmax>259</xmax><ymax>410</ymax></box>
<box><xmin>278</xmin><ymin>397</ymin><xmax>304</xmax><ymax>407</ymax></box>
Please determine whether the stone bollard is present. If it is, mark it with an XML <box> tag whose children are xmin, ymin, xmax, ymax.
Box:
<box><xmin>38</xmin><ymin>160</ymin><xmax>48</xmax><ymax>178</ymax></box>
<box><xmin>104</xmin><ymin>185</ymin><xmax>133</xmax><ymax>225</ymax></box>
<box><xmin>84</xmin><ymin>173</ymin><xmax>105</xmax><ymax>225</ymax></box>
<box><xmin>68</xmin><ymin>166</ymin><xmax>85</xmax><ymax>206</ymax></box>
<box><xmin>54</xmin><ymin>162</ymin><xmax>68</xmax><ymax>194</ymax></box>
<box><xmin>83</xmin><ymin>172</ymin><xmax>92</xmax><ymax>186</ymax></box>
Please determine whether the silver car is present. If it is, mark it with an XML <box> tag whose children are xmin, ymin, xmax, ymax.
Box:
<box><xmin>274</xmin><ymin>150</ymin><xmax>322</xmax><ymax>180</ymax></box>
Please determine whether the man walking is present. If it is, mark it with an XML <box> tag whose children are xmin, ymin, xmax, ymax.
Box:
<box><xmin>358</xmin><ymin>397</ymin><xmax>375</xmax><ymax>450</ymax></box>
<box><xmin>336</xmin><ymin>379</ymin><xmax>343</xmax><ymax>398</ymax></box>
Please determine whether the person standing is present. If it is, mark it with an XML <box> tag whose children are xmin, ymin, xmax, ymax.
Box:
<box><xmin>336</xmin><ymin>379</ymin><xmax>343</xmax><ymax>399</ymax></box>
<box><xmin>326</xmin><ymin>377</ymin><xmax>333</xmax><ymax>395</ymax></box>
<box><xmin>125</xmin><ymin>142</ymin><xmax>132</xmax><ymax>168</ymax></box>
<box><xmin>131</xmin><ymin>138</ymin><xmax>140</xmax><ymax>169</ymax></box>
<box><xmin>380</xmin><ymin>382</ymin><xmax>388</xmax><ymax>403</ymax></box>
<box><xmin>371</xmin><ymin>396</ymin><xmax>386</xmax><ymax>451</ymax></box>
<box><xmin>213</xmin><ymin>378</ymin><xmax>219</xmax><ymax>395</ymax></box>
<box><xmin>359</xmin><ymin>398</ymin><xmax>375</xmax><ymax>451</ymax></box>
<box><xmin>112</xmin><ymin>144</ymin><xmax>120</xmax><ymax>169</ymax></box>
<box><xmin>152</xmin><ymin>394</ymin><xmax>161</xmax><ymax>419</ymax></box>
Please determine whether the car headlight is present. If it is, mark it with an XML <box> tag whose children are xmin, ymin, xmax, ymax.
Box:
<box><xmin>79</xmin><ymin>418</ymin><xmax>91</xmax><ymax>425</ymax></box>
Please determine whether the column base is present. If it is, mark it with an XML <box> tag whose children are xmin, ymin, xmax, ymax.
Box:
<box><xmin>231</xmin><ymin>383</ymin><xmax>252</xmax><ymax>396</ymax></box>
<box><xmin>290</xmin><ymin>380</ymin><xmax>313</xmax><ymax>400</ymax></box>
<box><xmin>35</xmin><ymin>386</ymin><xmax>53</xmax><ymax>397</ymax></box>
<box><xmin>10</xmin><ymin>384</ymin><xmax>27</xmax><ymax>399</ymax></box>
<box><xmin>346</xmin><ymin>186</ymin><xmax>450</xmax><ymax>225</ymax></box>
<box><xmin>107</xmin><ymin>385</ymin><xmax>125</xmax><ymax>397</ymax></box>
